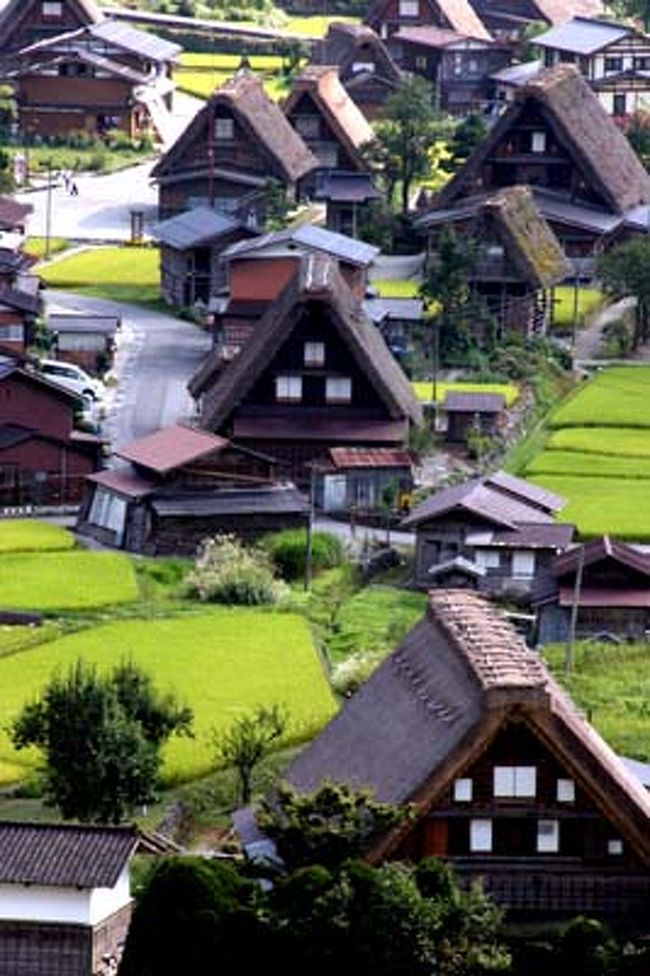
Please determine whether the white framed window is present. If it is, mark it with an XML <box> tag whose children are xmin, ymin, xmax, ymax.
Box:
<box><xmin>557</xmin><ymin>778</ymin><xmax>575</xmax><ymax>803</ymax></box>
<box><xmin>352</xmin><ymin>61</ymin><xmax>375</xmax><ymax>74</ymax></box>
<box><xmin>512</xmin><ymin>550</ymin><xmax>536</xmax><ymax>579</ymax></box>
<box><xmin>494</xmin><ymin>766</ymin><xmax>537</xmax><ymax>798</ymax></box>
<box><xmin>304</xmin><ymin>341</ymin><xmax>325</xmax><ymax>366</ymax></box>
<box><xmin>470</xmin><ymin>818</ymin><xmax>492</xmax><ymax>852</ymax></box>
<box><xmin>531</xmin><ymin>131</ymin><xmax>546</xmax><ymax>153</ymax></box>
<box><xmin>42</xmin><ymin>1</ymin><xmax>63</xmax><ymax>16</ymax></box>
<box><xmin>214</xmin><ymin>117</ymin><xmax>234</xmax><ymax>140</ymax></box>
<box><xmin>275</xmin><ymin>375</ymin><xmax>302</xmax><ymax>402</ymax></box>
<box><xmin>608</xmin><ymin>838</ymin><xmax>623</xmax><ymax>855</ymax></box>
<box><xmin>326</xmin><ymin>376</ymin><xmax>352</xmax><ymax>403</ymax></box>
<box><xmin>453</xmin><ymin>778</ymin><xmax>473</xmax><ymax>802</ymax></box>
<box><xmin>537</xmin><ymin>819</ymin><xmax>559</xmax><ymax>853</ymax></box>
<box><xmin>399</xmin><ymin>0</ymin><xmax>419</xmax><ymax>16</ymax></box>
<box><xmin>475</xmin><ymin>549</ymin><xmax>500</xmax><ymax>570</ymax></box>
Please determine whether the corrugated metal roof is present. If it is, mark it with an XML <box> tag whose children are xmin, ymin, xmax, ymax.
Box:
<box><xmin>0</xmin><ymin>823</ymin><xmax>138</xmax><ymax>889</ymax></box>
<box><xmin>90</xmin><ymin>19</ymin><xmax>181</xmax><ymax>62</ymax></box>
<box><xmin>491</xmin><ymin>60</ymin><xmax>541</xmax><ymax>85</ymax></box>
<box><xmin>486</xmin><ymin>470</ymin><xmax>565</xmax><ymax>513</ymax></box>
<box><xmin>49</xmin><ymin>313</ymin><xmax>120</xmax><ymax>335</ymax></box>
<box><xmin>445</xmin><ymin>391</ymin><xmax>506</xmax><ymax>413</ymax></box>
<box><xmin>363</xmin><ymin>297</ymin><xmax>423</xmax><ymax>323</ymax></box>
<box><xmin>222</xmin><ymin>224</ymin><xmax>379</xmax><ymax>267</ymax></box>
<box><xmin>534</xmin><ymin>17</ymin><xmax>629</xmax><ymax>55</ymax></box>
<box><xmin>329</xmin><ymin>447</ymin><xmax>412</xmax><ymax>469</ymax></box>
<box><xmin>151</xmin><ymin>207</ymin><xmax>243</xmax><ymax>250</ymax></box>
<box><xmin>117</xmin><ymin>425</ymin><xmax>229</xmax><ymax>474</ymax></box>
<box><xmin>558</xmin><ymin>585</ymin><xmax>650</xmax><ymax>608</ymax></box>
<box><xmin>466</xmin><ymin>522</ymin><xmax>575</xmax><ymax>549</ymax></box>
<box><xmin>533</xmin><ymin>189</ymin><xmax>623</xmax><ymax>233</ymax></box>
<box><xmin>151</xmin><ymin>485</ymin><xmax>308</xmax><ymax>517</ymax></box>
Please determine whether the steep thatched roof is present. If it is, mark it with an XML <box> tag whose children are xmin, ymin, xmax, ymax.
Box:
<box><xmin>286</xmin><ymin>588</ymin><xmax>650</xmax><ymax>865</ymax></box>
<box><xmin>196</xmin><ymin>253</ymin><xmax>422</xmax><ymax>431</ymax></box>
<box><xmin>0</xmin><ymin>0</ymin><xmax>103</xmax><ymax>51</ymax></box>
<box><xmin>284</xmin><ymin>66</ymin><xmax>374</xmax><ymax>167</ymax></box>
<box><xmin>313</xmin><ymin>22</ymin><xmax>402</xmax><ymax>85</ymax></box>
<box><xmin>438</xmin><ymin>64</ymin><xmax>650</xmax><ymax>215</ymax></box>
<box><xmin>152</xmin><ymin>71</ymin><xmax>318</xmax><ymax>185</ymax></box>
<box><xmin>483</xmin><ymin>186</ymin><xmax>570</xmax><ymax>287</ymax></box>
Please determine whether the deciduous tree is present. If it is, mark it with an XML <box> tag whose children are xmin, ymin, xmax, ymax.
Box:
<box><xmin>215</xmin><ymin>704</ymin><xmax>288</xmax><ymax>805</ymax></box>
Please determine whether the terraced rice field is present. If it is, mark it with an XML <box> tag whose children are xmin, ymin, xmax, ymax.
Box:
<box><xmin>524</xmin><ymin>366</ymin><xmax>650</xmax><ymax>538</ymax></box>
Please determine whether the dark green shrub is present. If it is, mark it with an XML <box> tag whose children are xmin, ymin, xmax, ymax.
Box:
<box><xmin>262</xmin><ymin>529</ymin><xmax>344</xmax><ymax>580</ymax></box>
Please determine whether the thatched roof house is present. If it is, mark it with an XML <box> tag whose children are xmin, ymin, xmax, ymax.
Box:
<box><xmin>283</xmin><ymin>588</ymin><xmax>650</xmax><ymax>924</ymax></box>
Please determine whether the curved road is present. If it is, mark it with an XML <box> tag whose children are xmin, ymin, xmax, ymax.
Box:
<box><xmin>45</xmin><ymin>289</ymin><xmax>211</xmax><ymax>450</ymax></box>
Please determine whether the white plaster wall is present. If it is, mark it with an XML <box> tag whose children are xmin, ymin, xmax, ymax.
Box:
<box><xmin>0</xmin><ymin>884</ymin><xmax>92</xmax><ymax>924</ymax></box>
<box><xmin>89</xmin><ymin>868</ymin><xmax>131</xmax><ymax>926</ymax></box>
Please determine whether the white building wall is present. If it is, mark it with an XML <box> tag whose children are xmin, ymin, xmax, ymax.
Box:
<box><xmin>0</xmin><ymin>884</ymin><xmax>92</xmax><ymax>924</ymax></box>
<box><xmin>89</xmin><ymin>867</ymin><xmax>131</xmax><ymax>926</ymax></box>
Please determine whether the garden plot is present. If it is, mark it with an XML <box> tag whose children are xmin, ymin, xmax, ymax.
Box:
<box><xmin>0</xmin><ymin>552</ymin><xmax>139</xmax><ymax>611</ymax></box>
<box><xmin>0</xmin><ymin>611</ymin><xmax>337</xmax><ymax>786</ymax></box>
<box><xmin>0</xmin><ymin>520</ymin><xmax>75</xmax><ymax>553</ymax></box>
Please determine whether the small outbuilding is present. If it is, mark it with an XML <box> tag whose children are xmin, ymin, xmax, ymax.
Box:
<box><xmin>47</xmin><ymin>312</ymin><xmax>120</xmax><ymax>372</ymax></box>
<box><xmin>444</xmin><ymin>390</ymin><xmax>506</xmax><ymax>442</ymax></box>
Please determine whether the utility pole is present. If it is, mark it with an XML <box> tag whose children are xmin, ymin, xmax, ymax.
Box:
<box><xmin>565</xmin><ymin>543</ymin><xmax>585</xmax><ymax>675</ymax></box>
<box><xmin>304</xmin><ymin>464</ymin><xmax>316</xmax><ymax>591</ymax></box>
<box><xmin>45</xmin><ymin>159</ymin><xmax>53</xmax><ymax>261</ymax></box>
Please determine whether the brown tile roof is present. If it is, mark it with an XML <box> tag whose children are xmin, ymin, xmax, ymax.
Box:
<box><xmin>0</xmin><ymin>822</ymin><xmax>137</xmax><ymax>888</ymax></box>
<box><xmin>438</xmin><ymin>65</ymin><xmax>650</xmax><ymax>215</ymax></box>
<box><xmin>196</xmin><ymin>253</ymin><xmax>423</xmax><ymax>432</ymax></box>
<box><xmin>285</xmin><ymin>588</ymin><xmax>650</xmax><ymax>862</ymax></box>
<box><xmin>152</xmin><ymin>71</ymin><xmax>318</xmax><ymax>185</ymax></box>
<box><xmin>116</xmin><ymin>424</ymin><xmax>229</xmax><ymax>475</ymax></box>
<box><xmin>444</xmin><ymin>391</ymin><xmax>505</xmax><ymax>413</ymax></box>
<box><xmin>87</xmin><ymin>467</ymin><xmax>156</xmax><ymax>499</ymax></box>
<box><xmin>284</xmin><ymin>66</ymin><xmax>374</xmax><ymax>167</ymax></box>
<box><xmin>329</xmin><ymin>447</ymin><xmax>412</xmax><ymax>468</ymax></box>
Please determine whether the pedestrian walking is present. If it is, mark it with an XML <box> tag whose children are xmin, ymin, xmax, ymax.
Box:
<box><xmin>70</xmin><ymin>180</ymin><xmax>79</xmax><ymax>197</ymax></box>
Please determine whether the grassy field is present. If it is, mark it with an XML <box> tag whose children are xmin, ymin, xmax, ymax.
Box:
<box><xmin>522</xmin><ymin>366</ymin><xmax>650</xmax><ymax>537</ymax></box>
<box><xmin>545</xmin><ymin>642</ymin><xmax>650</xmax><ymax>760</ymax></box>
<box><xmin>0</xmin><ymin>521</ymin><xmax>75</xmax><ymax>553</ymax></box>
<box><xmin>0</xmin><ymin>552</ymin><xmax>139</xmax><ymax>611</ymax></box>
<box><xmin>549</xmin><ymin>367</ymin><xmax>650</xmax><ymax>429</ymax></box>
<box><xmin>39</xmin><ymin>246</ymin><xmax>161</xmax><ymax>305</ymax></box>
<box><xmin>412</xmin><ymin>380</ymin><xmax>519</xmax><ymax>406</ymax></box>
<box><xmin>327</xmin><ymin>585</ymin><xmax>426</xmax><ymax>662</ymax></box>
<box><xmin>551</xmin><ymin>285</ymin><xmax>604</xmax><ymax>331</ymax></box>
<box><xmin>528</xmin><ymin>475</ymin><xmax>650</xmax><ymax>539</ymax></box>
<box><xmin>26</xmin><ymin>237</ymin><xmax>70</xmax><ymax>260</ymax></box>
<box><xmin>0</xmin><ymin>611</ymin><xmax>337</xmax><ymax>786</ymax></box>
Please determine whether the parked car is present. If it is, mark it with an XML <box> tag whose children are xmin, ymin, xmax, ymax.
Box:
<box><xmin>37</xmin><ymin>359</ymin><xmax>105</xmax><ymax>401</ymax></box>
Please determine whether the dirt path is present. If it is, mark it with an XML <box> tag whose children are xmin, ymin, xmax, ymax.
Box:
<box><xmin>573</xmin><ymin>296</ymin><xmax>636</xmax><ymax>363</ymax></box>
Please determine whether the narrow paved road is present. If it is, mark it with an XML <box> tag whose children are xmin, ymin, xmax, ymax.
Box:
<box><xmin>45</xmin><ymin>290</ymin><xmax>211</xmax><ymax>450</ymax></box>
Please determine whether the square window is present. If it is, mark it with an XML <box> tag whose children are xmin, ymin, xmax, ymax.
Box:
<box><xmin>470</xmin><ymin>818</ymin><xmax>492</xmax><ymax>852</ymax></box>
<box><xmin>475</xmin><ymin>549</ymin><xmax>500</xmax><ymax>570</ymax></box>
<box><xmin>557</xmin><ymin>778</ymin><xmax>575</xmax><ymax>802</ymax></box>
<box><xmin>531</xmin><ymin>131</ymin><xmax>546</xmax><ymax>153</ymax></box>
<box><xmin>494</xmin><ymin>766</ymin><xmax>536</xmax><ymax>798</ymax></box>
<box><xmin>275</xmin><ymin>375</ymin><xmax>302</xmax><ymax>402</ymax></box>
<box><xmin>42</xmin><ymin>1</ymin><xmax>63</xmax><ymax>16</ymax></box>
<box><xmin>453</xmin><ymin>778</ymin><xmax>472</xmax><ymax>802</ymax></box>
<box><xmin>512</xmin><ymin>550</ymin><xmax>536</xmax><ymax>578</ymax></box>
<box><xmin>537</xmin><ymin>819</ymin><xmax>559</xmax><ymax>853</ymax></box>
<box><xmin>214</xmin><ymin>117</ymin><xmax>234</xmax><ymax>140</ymax></box>
<box><xmin>304</xmin><ymin>341</ymin><xmax>325</xmax><ymax>366</ymax></box>
<box><xmin>295</xmin><ymin>116</ymin><xmax>320</xmax><ymax>139</ymax></box>
<box><xmin>326</xmin><ymin>376</ymin><xmax>352</xmax><ymax>403</ymax></box>
<box><xmin>608</xmin><ymin>838</ymin><xmax>623</xmax><ymax>855</ymax></box>
<box><xmin>399</xmin><ymin>0</ymin><xmax>419</xmax><ymax>16</ymax></box>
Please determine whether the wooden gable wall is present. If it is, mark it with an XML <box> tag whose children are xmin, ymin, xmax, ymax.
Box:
<box><xmin>0</xmin><ymin>0</ymin><xmax>100</xmax><ymax>54</ymax></box>
<box><xmin>285</xmin><ymin>91</ymin><xmax>357</xmax><ymax>171</ymax></box>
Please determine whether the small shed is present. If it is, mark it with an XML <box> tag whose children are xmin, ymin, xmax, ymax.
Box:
<box><xmin>319</xmin><ymin>446</ymin><xmax>413</xmax><ymax>512</ymax></box>
<box><xmin>151</xmin><ymin>207</ymin><xmax>258</xmax><ymax>309</ymax></box>
<box><xmin>47</xmin><ymin>313</ymin><xmax>120</xmax><ymax>372</ymax></box>
<box><xmin>444</xmin><ymin>390</ymin><xmax>506</xmax><ymax>442</ymax></box>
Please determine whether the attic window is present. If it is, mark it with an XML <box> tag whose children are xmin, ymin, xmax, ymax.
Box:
<box><xmin>453</xmin><ymin>778</ymin><xmax>473</xmax><ymax>802</ymax></box>
<box><xmin>42</xmin><ymin>1</ymin><xmax>63</xmax><ymax>16</ymax></box>
<box><xmin>531</xmin><ymin>131</ymin><xmax>546</xmax><ymax>154</ymax></box>
<box><xmin>608</xmin><ymin>838</ymin><xmax>623</xmax><ymax>855</ymax></box>
<box><xmin>214</xmin><ymin>117</ymin><xmax>234</xmax><ymax>141</ymax></box>
<box><xmin>537</xmin><ymin>819</ymin><xmax>559</xmax><ymax>853</ymax></box>
<box><xmin>493</xmin><ymin>766</ymin><xmax>536</xmax><ymax>798</ymax></box>
<box><xmin>470</xmin><ymin>818</ymin><xmax>492</xmax><ymax>852</ymax></box>
<box><xmin>276</xmin><ymin>375</ymin><xmax>302</xmax><ymax>402</ymax></box>
<box><xmin>304</xmin><ymin>341</ymin><xmax>325</xmax><ymax>366</ymax></box>
<box><xmin>399</xmin><ymin>0</ymin><xmax>420</xmax><ymax>17</ymax></box>
<box><xmin>352</xmin><ymin>61</ymin><xmax>375</xmax><ymax>74</ymax></box>
<box><xmin>326</xmin><ymin>376</ymin><xmax>352</xmax><ymax>403</ymax></box>
<box><xmin>556</xmin><ymin>778</ymin><xmax>575</xmax><ymax>803</ymax></box>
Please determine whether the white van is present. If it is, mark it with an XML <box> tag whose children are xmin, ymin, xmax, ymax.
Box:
<box><xmin>38</xmin><ymin>359</ymin><xmax>105</xmax><ymax>401</ymax></box>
